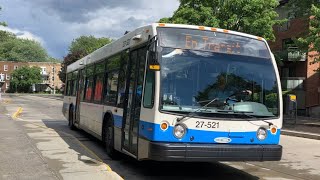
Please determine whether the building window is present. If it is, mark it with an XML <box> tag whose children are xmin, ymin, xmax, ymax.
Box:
<box><xmin>41</xmin><ymin>67</ymin><xmax>46</xmax><ymax>75</ymax></box>
<box><xmin>4</xmin><ymin>65</ymin><xmax>8</xmax><ymax>71</ymax></box>
<box><xmin>6</xmin><ymin>74</ymin><xmax>10</xmax><ymax>80</ymax></box>
<box><xmin>6</xmin><ymin>83</ymin><xmax>9</xmax><ymax>89</ymax></box>
<box><xmin>0</xmin><ymin>73</ymin><xmax>4</xmax><ymax>81</ymax></box>
<box><xmin>14</xmin><ymin>65</ymin><xmax>18</xmax><ymax>70</ymax></box>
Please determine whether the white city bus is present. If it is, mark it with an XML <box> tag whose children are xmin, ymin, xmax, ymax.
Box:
<box><xmin>62</xmin><ymin>23</ymin><xmax>282</xmax><ymax>161</ymax></box>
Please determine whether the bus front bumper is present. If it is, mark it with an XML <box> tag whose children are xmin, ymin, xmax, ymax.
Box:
<box><xmin>148</xmin><ymin>142</ymin><xmax>282</xmax><ymax>162</ymax></box>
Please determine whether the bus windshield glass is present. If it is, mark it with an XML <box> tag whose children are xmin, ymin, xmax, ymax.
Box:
<box><xmin>157</xmin><ymin>28</ymin><xmax>279</xmax><ymax>118</ymax></box>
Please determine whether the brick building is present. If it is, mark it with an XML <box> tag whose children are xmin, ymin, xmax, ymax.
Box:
<box><xmin>269</xmin><ymin>0</ymin><xmax>320</xmax><ymax>116</ymax></box>
<box><xmin>0</xmin><ymin>61</ymin><xmax>62</xmax><ymax>93</ymax></box>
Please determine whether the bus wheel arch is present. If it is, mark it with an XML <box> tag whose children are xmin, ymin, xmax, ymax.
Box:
<box><xmin>102</xmin><ymin>112</ymin><xmax>120</xmax><ymax>159</ymax></box>
<box><xmin>68</xmin><ymin>104</ymin><xmax>76</xmax><ymax>130</ymax></box>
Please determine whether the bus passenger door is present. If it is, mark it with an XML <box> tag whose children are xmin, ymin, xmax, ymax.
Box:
<box><xmin>122</xmin><ymin>47</ymin><xmax>147</xmax><ymax>156</ymax></box>
<box><xmin>75</xmin><ymin>69</ymin><xmax>83</xmax><ymax>126</ymax></box>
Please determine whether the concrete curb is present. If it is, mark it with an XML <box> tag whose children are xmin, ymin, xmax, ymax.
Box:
<box><xmin>281</xmin><ymin>129</ymin><xmax>320</xmax><ymax>140</ymax></box>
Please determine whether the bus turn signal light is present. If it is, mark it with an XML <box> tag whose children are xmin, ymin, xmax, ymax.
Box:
<box><xmin>160</xmin><ymin>122</ymin><xmax>169</xmax><ymax>131</ymax></box>
<box><xmin>270</xmin><ymin>126</ymin><xmax>277</xmax><ymax>135</ymax></box>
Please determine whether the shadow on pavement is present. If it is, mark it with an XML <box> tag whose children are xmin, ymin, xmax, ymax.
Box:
<box><xmin>42</xmin><ymin>119</ymin><xmax>259</xmax><ymax>180</ymax></box>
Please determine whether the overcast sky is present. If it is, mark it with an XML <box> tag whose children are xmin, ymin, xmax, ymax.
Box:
<box><xmin>0</xmin><ymin>0</ymin><xmax>180</xmax><ymax>59</ymax></box>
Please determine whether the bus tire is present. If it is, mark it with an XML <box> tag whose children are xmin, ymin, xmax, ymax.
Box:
<box><xmin>103</xmin><ymin>118</ymin><xmax>120</xmax><ymax>159</ymax></box>
<box><xmin>68</xmin><ymin>106</ymin><xmax>76</xmax><ymax>130</ymax></box>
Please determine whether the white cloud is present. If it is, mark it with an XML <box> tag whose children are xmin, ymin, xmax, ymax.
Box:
<box><xmin>0</xmin><ymin>0</ymin><xmax>180</xmax><ymax>58</ymax></box>
<box><xmin>0</xmin><ymin>26</ymin><xmax>44</xmax><ymax>44</ymax></box>
<box><xmin>67</xmin><ymin>0</ymin><xmax>180</xmax><ymax>37</ymax></box>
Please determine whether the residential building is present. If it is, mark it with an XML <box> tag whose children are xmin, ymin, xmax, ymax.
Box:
<box><xmin>269</xmin><ymin>0</ymin><xmax>320</xmax><ymax>116</ymax></box>
<box><xmin>0</xmin><ymin>61</ymin><xmax>62</xmax><ymax>93</ymax></box>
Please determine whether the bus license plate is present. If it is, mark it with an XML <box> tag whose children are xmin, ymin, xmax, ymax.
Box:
<box><xmin>195</xmin><ymin>121</ymin><xmax>220</xmax><ymax>129</ymax></box>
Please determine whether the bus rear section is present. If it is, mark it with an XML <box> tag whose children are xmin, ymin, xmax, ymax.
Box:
<box><xmin>138</xmin><ymin>25</ymin><xmax>282</xmax><ymax>162</ymax></box>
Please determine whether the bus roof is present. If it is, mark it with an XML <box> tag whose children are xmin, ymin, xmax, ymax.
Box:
<box><xmin>66</xmin><ymin>23</ymin><xmax>267</xmax><ymax>73</ymax></box>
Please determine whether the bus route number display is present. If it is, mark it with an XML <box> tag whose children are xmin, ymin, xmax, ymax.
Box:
<box><xmin>184</xmin><ymin>34</ymin><xmax>242</xmax><ymax>55</ymax></box>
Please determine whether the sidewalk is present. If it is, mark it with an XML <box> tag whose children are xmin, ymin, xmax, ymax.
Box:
<box><xmin>282</xmin><ymin>116</ymin><xmax>320</xmax><ymax>140</ymax></box>
<box><xmin>0</xmin><ymin>104</ymin><xmax>58</xmax><ymax>179</ymax></box>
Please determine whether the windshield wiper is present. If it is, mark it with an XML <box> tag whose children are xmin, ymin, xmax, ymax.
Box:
<box><xmin>232</xmin><ymin>111</ymin><xmax>274</xmax><ymax>126</ymax></box>
<box><xmin>176</xmin><ymin>98</ymin><xmax>219</xmax><ymax>122</ymax></box>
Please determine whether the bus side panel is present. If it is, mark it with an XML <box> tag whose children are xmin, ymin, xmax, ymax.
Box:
<box><xmin>79</xmin><ymin>102</ymin><xmax>104</xmax><ymax>137</ymax></box>
<box><xmin>138</xmin><ymin>107</ymin><xmax>157</xmax><ymax>159</ymax></box>
<box><xmin>62</xmin><ymin>96</ymin><xmax>76</xmax><ymax>119</ymax></box>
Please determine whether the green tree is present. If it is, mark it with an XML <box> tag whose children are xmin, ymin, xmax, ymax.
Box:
<box><xmin>160</xmin><ymin>0</ymin><xmax>283</xmax><ymax>41</ymax></box>
<box><xmin>69</xmin><ymin>35</ymin><xmax>112</xmax><ymax>54</ymax></box>
<box><xmin>285</xmin><ymin>2</ymin><xmax>320</xmax><ymax>71</ymax></box>
<box><xmin>296</xmin><ymin>5</ymin><xmax>320</xmax><ymax>71</ymax></box>
<box><xmin>9</xmin><ymin>66</ymin><xmax>42</xmax><ymax>93</ymax></box>
<box><xmin>59</xmin><ymin>35</ymin><xmax>112</xmax><ymax>83</ymax></box>
<box><xmin>59</xmin><ymin>50</ymin><xmax>86</xmax><ymax>83</ymax></box>
<box><xmin>285</xmin><ymin>0</ymin><xmax>320</xmax><ymax>18</ymax></box>
<box><xmin>0</xmin><ymin>30</ymin><xmax>15</xmax><ymax>42</ymax></box>
<box><xmin>0</xmin><ymin>38</ymin><xmax>48</xmax><ymax>62</ymax></box>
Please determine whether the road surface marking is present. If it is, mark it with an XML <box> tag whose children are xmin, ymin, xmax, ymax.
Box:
<box><xmin>12</xmin><ymin>107</ymin><xmax>23</xmax><ymax>119</ymax></box>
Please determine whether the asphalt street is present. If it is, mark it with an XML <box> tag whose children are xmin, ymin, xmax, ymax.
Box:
<box><xmin>1</xmin><ymin>94</ymin><xmax>320</xmax><ymax>180</ymax></box>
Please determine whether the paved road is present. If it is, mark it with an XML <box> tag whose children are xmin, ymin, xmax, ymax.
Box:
<box><xmin>1</xmin><ymin>95</ymin><xmax>320</xmax><ymax>180</ymax></box>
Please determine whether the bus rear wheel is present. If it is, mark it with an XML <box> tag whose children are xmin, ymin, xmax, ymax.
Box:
<box><xmin>103</xmin><ymin>119</ymin><xmax>120</xmax><ymax>159</ymax></box>
<box><xmin>68</xmin><ymin>107</ymin><xmax>76</xmax><ymax>130</ymax></box>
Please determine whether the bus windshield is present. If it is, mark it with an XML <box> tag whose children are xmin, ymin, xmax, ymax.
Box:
<box><xmin>158</xmin><ymin>28</ymin><xmax>279</xmax><ymax>118</ymax></box>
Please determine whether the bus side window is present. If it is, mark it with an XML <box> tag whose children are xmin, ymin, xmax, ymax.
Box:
<box><xmin>85</xmin><ymin>77</ymin><xmax>94</xmax><ymax>102</ymax></box>
<box><xmin>105</xmin><ymin>71</ymin><xmax>119</xmax><ymax>105</ymax></box>
<box><xmin>93</xmin><ymin>62</ymin><xmax>105</xmax><ymax>103</ymax></box>
<box><xmin>84</xmin><ymin>65</ymin><xmax>94</xmax><ymax>102</ymax></box>
<box><xmin>104</xmin><ymin>54</ymin><xmax>121</xmax><ymax>106</ymax></box>
<box><xmin>143</xmin><ymin>70</ymin><xmax>155</xmax><ymax>108</ymax></box>
<box><xmin>117</xmin><ymin>51</ymin><xmax>129</xmax><ymax>108</ymax></box>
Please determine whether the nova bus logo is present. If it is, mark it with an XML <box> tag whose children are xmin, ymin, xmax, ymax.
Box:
<box><xmin>214</xmin><ymin>137</ymin><xmax>232</xmax><ymax>143</ymax></box>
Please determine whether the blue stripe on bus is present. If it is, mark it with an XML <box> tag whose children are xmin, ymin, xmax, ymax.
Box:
<box><xmin>113</xmin><ymin>115</ymin><xmax>123</xmax><ymax>128</ymax></box>
<box><xmin>139</xmin><ymin>120</ymin><xmax>280</xmax><ymax>144</ymax></box>
<box><xmin>112</xmin><ymin>115</ymin><xmax>280</xmax><ymax>144</ymax></box>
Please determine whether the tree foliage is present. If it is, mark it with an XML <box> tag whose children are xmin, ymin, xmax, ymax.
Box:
<box><xmin>0</xmin><ymin>38</ymin><xmax>48</xmax><ymax>62</ymax></box>
<box><xmin>285</xmin><ymin>1</ymin><xmax>320</xmax><ymax>71</ymax></box>
<box><xmin>296</xmin><ymin>5</ymin><xmax>320</xmax><ymax>71</ymax></box>
<box><xmin>69</xmin><ymin>35</ymin><xmax>112</xmax><ymax>55</ymax></box>
<box><xmin>160</xmin><ymin>0</ymin><xmax>283</xmax><ymax>41</ymax></box>
<box><xmin>59</xmin><ymin>35</ymin><xmax>112</xmax><ymax>83</ymax></box>
<box><xmin>285</xmin><ymin>0</ymin><xmax>320</xmax><ymax>18</ymax></box>
<box><xmin>9</xmin><ymin>66</ymin><xmax>42</xmax><ymax>93</ymax></box>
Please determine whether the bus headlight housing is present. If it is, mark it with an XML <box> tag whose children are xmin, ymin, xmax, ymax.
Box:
<box><xmin>257</xmin><ymin>127</ymin><xmax>267</xmax><ymax>141</ymax></box>
<box><xmin>173</xmin><ymin>124</ymin><xmax>186</xmax><ymax>139</ymax></box>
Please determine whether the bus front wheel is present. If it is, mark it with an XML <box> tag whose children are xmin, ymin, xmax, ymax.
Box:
<box><xmin>103</xmin><ymin>118</ymin><xmax>120</xmax><ymax>159</ymax></box>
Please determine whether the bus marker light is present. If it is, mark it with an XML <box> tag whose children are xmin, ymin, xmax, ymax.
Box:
<box><xmin>211</xmin><ymin>28</ymin><xmax>217</xmax><ymax>31</ymax></box>
<box><xmin>223</xmin><ymin>29</ymin><xmax>229</xmax><ymax>33</ymax></box>
<box><xmin>199</xmin><ymin>26</ymin><xmax>205</xmax><ymax>30</ymax></box>
<box><xmin>159</xmin><ymin>23</ymin><xmax>166</xmax><ymax>27</ymax></box>
<box><xmin>160</xmin><ymin>122</ymin><xmax>169</xmax><ymax>131</ymax></box>
<box><xmin>270</xmin><ymin>126</ymin><xmax>277</xmax><ymax>135</ymax></box>
<box><xmin>257</xmin><ymin>37</ymin><xmax>263</xmax><ymax>41</ymax></box>
<box><xmin>149</xmin><ymin>65</ymin><xmax>160</xmax><ymax>70</ymax></box>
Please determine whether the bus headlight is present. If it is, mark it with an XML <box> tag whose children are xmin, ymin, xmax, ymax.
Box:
<box><xmin>173</xmin><ymin>124</ymin><xmax>186</xmax><ymax>139</ymax></box>
<box><xmin>257</xmin><ymin>128</ymin><xmax>267</xmax><ymax>141</ymax></box>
